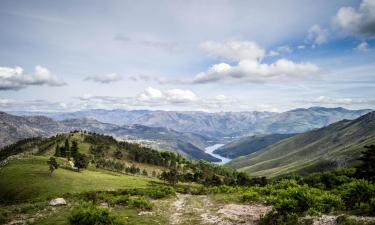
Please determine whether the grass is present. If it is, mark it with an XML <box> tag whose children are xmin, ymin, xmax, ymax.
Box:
<box><xmin>0</xmin><ymin>155</ymin><xmax>156</xmax><ymax>202</ymax></box>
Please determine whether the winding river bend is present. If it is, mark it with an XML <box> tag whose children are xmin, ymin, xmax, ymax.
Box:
<box><xmin>205</xmin><ymin>144</ymin><xmax>231</xmax><ymax>165</ymax></box>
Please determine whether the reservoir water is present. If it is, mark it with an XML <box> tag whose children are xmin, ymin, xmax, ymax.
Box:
<box><xmin>205</xmin><ymin>144</ymin><xmax>231</xmax><ymax>165</ymax></box>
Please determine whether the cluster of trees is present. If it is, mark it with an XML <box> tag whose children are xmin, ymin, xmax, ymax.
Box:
<box><xmin>54</xmin><ymin>139</ymin><xmax>89</xmax><ymax>171</ymax></box>
<box><xmin>159</xmin><ymin>160</ymin><xmax>267</xmax><ymax>186</ymax></box>
<box><xmin>94</xmin><ymin>158</ymin><xmax>150</xmax><ymax>176</ymax></box>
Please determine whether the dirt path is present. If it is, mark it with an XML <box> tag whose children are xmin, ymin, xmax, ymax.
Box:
<box><xmin>166</xmin><ymin>194</ymin><xmax>271</xmax><ymax>225</ymax></box>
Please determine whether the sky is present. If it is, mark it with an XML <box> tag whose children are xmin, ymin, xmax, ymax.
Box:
<box><xmin>0</xmin><ymin>0</ymin><xmax>375</xmax><ymax>112</ymax></box>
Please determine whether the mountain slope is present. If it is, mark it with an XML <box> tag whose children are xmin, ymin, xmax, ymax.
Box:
<box><xmin>213</xmin><ymin>133</ymin><xmax>296</xmax><ymax>159</ymax></box>
<box><xmin>227</xmin><ymin>111</ymin><xmax>375</xmax><ymax>177</ymax></box>
<box><xmin>0</xmin><ymin>112</ymin><xmax>217</xmax><ymax>161</ymax></box>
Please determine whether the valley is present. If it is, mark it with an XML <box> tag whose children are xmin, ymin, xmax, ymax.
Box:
<box><xmin>1</xmin><ymin>108</ymin><xmax>375</xmax><ymax>225</ymax></box>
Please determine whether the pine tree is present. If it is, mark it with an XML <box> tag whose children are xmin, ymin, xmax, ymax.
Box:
<box><xmin>356</xmin><ymin>145</ymin><xmax>375</xmax><ymax>182</ymax></box>
<box><xmin>47</xmin><ymin>157</ymin><xmax>59</xmax><ymax>175</ymax></box>
<box><xmin>64</xmin><ymin>139</ymin><xmax>71</xmax><ymax>160</ymax></box>
<box><xmin>71</xmin><ymin>140</ymin><xmax>79</xmax><ymax>159</ymax></box>
<box><xmin>54</xmin><ymin>144</ymin><xmax>61</xmax><ymax>157</ymax></box>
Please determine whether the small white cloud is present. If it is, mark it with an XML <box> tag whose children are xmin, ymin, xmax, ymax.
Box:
<box><xmin>137</xmin><ymin>87</ymin><xmax>163</xmax><ymax>101</ymax></box>
<box><xmin>354</xmin><ymin>41</ymin><xmax>370</xmax><ymax>52</ymax></box>
<box><xmin>85</xmin><ymin>73</ymin><xmax>122</xmax><ymax>84</ymax></box>
<box><xmin>277</xmin><ymin>45</ymin><xmax>293</xmax><ymax>53</ymax></box>
<box><xmin>267</xmin><ymin>50</ymin><xmax>280</xmax><ymax>57</ymax></box>
<box><xmin>200</xmin><ymin>41</ymin><xmax>265</xmax><ymax>61</ymax></box>
<box><xmin>165</xmin><ymin>89</ymin><xmax>197</xmax><ymax>103</ymax></box>
<box><xmin>307</xmin><ymin>25</ymin><xmax>328</xmax><ymax>46</ymax></box>
<box><xmin>0</xmin><ymin>65</ymin><xmax>65</xmax><ymax>90</ymax></box>
<box><xmin>297</xmin><ymin>45</ymin><xmax>306</xmax><ymax>49</ymax></box>
<box><xmin>333</xmin><ymin>0</ymin><xmax>375</xmax><ymax>38</ymax></box>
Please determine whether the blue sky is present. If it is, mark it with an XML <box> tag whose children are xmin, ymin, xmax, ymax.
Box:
<box><xmin>0</xmin><ymin>0</ymin><xmax>374</xmax><ymax>112</ymax></box>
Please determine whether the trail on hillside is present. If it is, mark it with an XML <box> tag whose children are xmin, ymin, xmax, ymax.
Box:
<box><xmin>165</xmin><ymin>194</ymin><xmax>271</xmax><ymax>225</ymax></box>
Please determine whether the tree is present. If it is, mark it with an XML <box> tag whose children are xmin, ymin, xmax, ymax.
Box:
<box><xmin>142</xmin><ymin>169</ymin><xmax>148</xmax><ymax>176</ymax></box>
<box><xmin>47</xmin><ymin>157</ymin><xmax>59</xmax><ymax>175</ymax></box>
<box><xmin>64</xmin><ymin>139</ymin><xmax>71</xmax><ymax>160</ymax></box>
<box><xmin>113</xmin><ymin>149</ymin><xmax>123</xmax><ymax>159</ymax></box>
<box><xmin>71</xmin><ymin>140</ymin><xmax>79</xmax><ymax>159</ymax></box>
<box><xmin>74</xmin><ymin>153</ymin><xmax>89</xmax><ymax>171</ymax></box>
<box><xmin>54</xmin><ymin>144</ymin><xmax>61</xmax><ymax>157</ymax></box>
<box><xmin>160</xmin><ymin>169</ymin><xmax>179</xmax><ymax>185</ymax></box>
<box><xmin>356</xmin><ymin>145</ymin><xmax>375</xmax><ymax>182</ymax></box>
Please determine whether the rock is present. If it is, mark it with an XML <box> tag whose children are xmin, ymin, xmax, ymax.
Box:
<box><xmin>49</xmin><ymin>198</ymin><xmax>66</xmax><ymax>206</ymax></box>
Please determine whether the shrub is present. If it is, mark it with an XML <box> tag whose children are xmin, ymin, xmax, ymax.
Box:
<box><xmin>241</xmin><ymin>190</ymin><xmax>260</xmax><ymax>202</ymax></box>
<box><xmin>129</xmin><ymin>197</ymin><xmax>153</xmax><ymax>210</ymax></box>
<box><xmin>69</xmin><ymin>202</ymin><xmax>124</xmax><ymax>225</ymax></box>
<box><xmin>338</xmin><ymin>179</ymin><xmax>375</xmax><ymax>213</ymax></box>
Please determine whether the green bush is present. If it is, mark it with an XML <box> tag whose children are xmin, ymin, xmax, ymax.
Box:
<box><xmin>69</xmin><ymin>202</ymin><xmax>124</xmax><ymax>225</ymax></box>
<box><xmin>336</xmin><ymin>215</ymin><xmax>375</xmax><ymax>225</ymax></box>
<box><xmin>338</xmin><ymin>179</ymin><xmax>375</xmax><ymax>214</ymax></box>
<box><xmin>129</xmin><ymin>196</ymin><xmax>153</xmax><ymax>210</ymax></box>
<box><xmin>241</xmin><ymin>190</ymin><xmax>260</xmax><ymax>202</ymax></box>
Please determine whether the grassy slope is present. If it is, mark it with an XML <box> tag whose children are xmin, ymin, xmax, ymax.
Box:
<box><xmin>0</xmin><ymin>156</ymin><xmax>155</xmax><ymax>202</ymax></box>
<box><xmin>227</xmin><ymin>112</ymin><xmax>375</xmax><ymax>177</ymax></box>
<box><xmin>213</xmin><ymin>133</ymin><xmax>295</xmax><ymax>159</ymax></box>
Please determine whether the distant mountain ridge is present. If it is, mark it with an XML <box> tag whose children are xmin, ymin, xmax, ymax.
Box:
<box><xmin>11</xmin><ymin>107</ymin><xmax>372</xmax><ymax>138</ymax></box>
<box><xmin>227</xmin><ymin>111</ymin><xmax>375</xmax><ymax>177</ymax></box>
<box><xmin>0</xmin><ymin>112</ymin><xmax>218</xmax><ymax>161</ymax></box>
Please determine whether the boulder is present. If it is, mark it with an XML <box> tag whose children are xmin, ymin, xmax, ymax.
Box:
<box><xmin>49</xmin><ymin>198</ymin><xmax>66</xmax><ymax>206</ymax></box>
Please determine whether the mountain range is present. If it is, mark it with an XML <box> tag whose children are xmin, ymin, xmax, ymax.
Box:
<box><xmin>227</xmin><ymin>111</ymin><xmax>375</xmax><ymax>177</ymax></box>
<box><xmin>11</xmin><ymin>107</ymin><xmax>371</xmax><ymax>138</ymax></box>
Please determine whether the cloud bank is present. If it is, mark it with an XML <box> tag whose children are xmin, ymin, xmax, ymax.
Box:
<box><xmin>0</xmin><ymin>65</ymin><xmax>65</xmax><ymax>91</ymax></box>
<box><xmin>193</xmin><ymin>41</ymin><xmax>319</xmax><ymax>84</ymax></box>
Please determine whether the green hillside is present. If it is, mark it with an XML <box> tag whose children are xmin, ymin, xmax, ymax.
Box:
<box><xmin>227</xmin><ymin>111</ymin><xmax>375</xmax><ymax>177</ymax></box>
<box><xmin>214</xmin><ymin>133</ymin><xmax>295</xmax><ymax>158</ymax></box>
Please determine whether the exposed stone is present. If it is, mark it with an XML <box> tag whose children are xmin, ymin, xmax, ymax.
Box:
<box><xmin>49</xmin><ymin>198</ymin><xmax>66</xmax><ymax>206</ymax></box>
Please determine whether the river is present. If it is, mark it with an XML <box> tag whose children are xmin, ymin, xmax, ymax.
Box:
<box><xmin>205</xmin><ymin>144</ymin><xmax>231</xmax><ymax>165</ymax></box>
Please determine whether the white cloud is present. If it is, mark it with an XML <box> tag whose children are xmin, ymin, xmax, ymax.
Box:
<box><xmin>137</xmin><ymin>87</ymin><xmax>163</xmax><ymax>101</ymax></box>
<box><xmin>297</xmin><ymin>45</ymin><xmax>306</xmax><ymax>49</ymax></box>
<box><xmin>307</xmin><ymin>25</ymin><xmax>328</xmax><ymax>46</ymax></box>
<box><xmin>85</xmin><ymin>73</ymin><xmax>122</xmax><ymax>83</ymax></box>
<box><xmin>267</xmin><ymin>50</ymin><xmax>280</xmax><ymax>57</ymax></box>
<box><xmin>193</xmin><ymin>41</ymin><xmax>319</xmax><ymax>84</ymax></box>
<box><xmin>0</xmin><ymin>65</ymin><xmax>65</xmax><ymax>90</ymax></box>
<box><xmin>333</xmin><ymin>0</ymin><xmax>375</xmax><ymax>38</ymax></box>
<box><xmin>75</xmin><ymin>89</ymin><xmax>240</xmax><ymax>111</ymax></box>
<box><xmin>277</xmin><ymin>45</ymin><xmax>293</xmax><ymax>53</ymax></box>
<box><xmin>200</xmin><ymin>41</ymin><xmax>265</xmax><ymax>61</ymax></box>
<box><xmin>354</xmin><ymin>41</ymin><xmax>370</xmax><ymax>52</ymax></box>
<box><xmin>165</xmin><ymin>89</ymin><xmax>197</xmax><ymax>103</ymax></box>
<box><xmin>304</xmin><ymin>96</ymin><xmax>375</xmax><ymax>106</ymax></box>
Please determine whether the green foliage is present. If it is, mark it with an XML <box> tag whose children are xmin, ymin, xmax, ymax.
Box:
<box><xmin>356</xmin><ymin>145</ymin><xmax>375</xmax><ymax>182</ymax></box>
<box><xmin>69</xmin><ymin>202</ymin><xmax>124</xmax><ymax>225</ymax></box>
<box><xmin>336</xmin><ymin>215</ymin><xmax>375</xmax><ymax>225</ymax></box>
<box><xmin>74</xmin><ymin>153</ymin><xmax>89</xmax><ymax>171</ymax></box>
<box><xmin>337</xmin><ymin>179</ymin><xmax>375</xmax><ymax>215</ymax></box>
<box><xmin>47</xmin><ymin>157</ymin><xmax>59</xmax><ymax>174</ymax></box>
<box><xmin>71</xmin><ymin>140</ymin><xmax>79</xmax><ymax>159</ymax></box>
<box><xmin>241</xmin><ymin>190</ymin><xmax>260</xmax><ymax>202</ymax></box>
